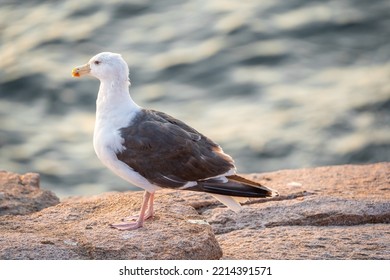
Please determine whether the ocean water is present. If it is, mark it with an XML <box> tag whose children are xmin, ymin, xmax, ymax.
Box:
<box><xmin>0</xmin><ymin>0</ymin><xmax>389</xmax><ymax>197</ymax></box>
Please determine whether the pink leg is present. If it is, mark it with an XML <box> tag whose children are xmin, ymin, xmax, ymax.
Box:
<box><xmin>145</xmin><ymin>192</ymin><xmax>154</xmax><ymax>219</ymax></box>
<box><xmin>122</xmin><ymin>192</ymin><xmax>154</xmax><ymax>222</ymax></box>
<box><xmin>110</xmin><ymin>191</ymin><xmax>154</xmax><ymax>230</ymax></box>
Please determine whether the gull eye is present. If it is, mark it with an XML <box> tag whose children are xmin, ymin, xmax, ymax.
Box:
<box><xmin>94</xmin><ymin>60</ymin><xmax>101</xmax><ymax>65</ymax></box>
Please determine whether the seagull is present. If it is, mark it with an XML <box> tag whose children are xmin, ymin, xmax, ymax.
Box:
<box><xmin>72</xmin><ymin>52</ymin><xmax>278</xmax><ymax>230</ymax></box>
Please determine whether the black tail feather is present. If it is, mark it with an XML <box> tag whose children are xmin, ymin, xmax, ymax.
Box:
<box><xmin>186</xmin><ymin>176</ymin><xmax>277</xmax><ymax>198</ymax></box>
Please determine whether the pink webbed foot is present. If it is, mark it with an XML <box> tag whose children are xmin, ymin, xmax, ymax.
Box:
<box><xmin>110</xmin><ymin>220</ymin><xmax>144</xmax><ymax>230</ymax></box>
<box><xmin>122</xmin><ymin>210</ymin><xmax>154</xmax><ymax>222</ymax></box>
<box><xmin>110</xmin><ymin>191</ymin><xmax>154</xmax><ymax>231</ymax></box>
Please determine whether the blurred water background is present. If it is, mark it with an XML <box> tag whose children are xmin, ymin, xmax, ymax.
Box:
<box><xmin>0</xmin><ymin>0</ymin><xmax>389</xmax><ymax>197</ymax></box>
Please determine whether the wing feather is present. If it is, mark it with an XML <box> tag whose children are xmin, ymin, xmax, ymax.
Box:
<box><xmin>116</xmin><ymin>109</ymin><xmax>235</xmax><ymax>189</ymax></box>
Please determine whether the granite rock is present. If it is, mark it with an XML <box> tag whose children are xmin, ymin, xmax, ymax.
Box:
<box><xmin>0</xmin><ymin>190</ymin><xmax>221</xmax><ymax>260</ymax></box>
<box><xmin>0</xmin><ymin>171</ymin><xmax>59</xmax><ymax>215</ymax></box>
<box><xmin>188</xmin><ymin>163</ymin><xmax>390</xmax><ymax>259</ymax></box>
<box><xmin>0</xmin><ymin>163</ymin><xmax>389</xmax><ymax>259</ymax></box>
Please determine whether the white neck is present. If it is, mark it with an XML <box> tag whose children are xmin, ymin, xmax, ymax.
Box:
<box><xmin>96</xmin><ymin>79</ymin><xmax>141</xmax><ymax>126</ymax></box>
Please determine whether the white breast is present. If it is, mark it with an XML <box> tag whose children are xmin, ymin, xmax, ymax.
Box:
<box><xmin>93</xmin><ymin>106</ymin><xmax>160</xmax><ymax>193</ymax></box>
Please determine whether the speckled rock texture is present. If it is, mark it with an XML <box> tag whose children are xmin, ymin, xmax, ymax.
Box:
<box><xmin>0</xmin><ymin>171</ymin><xmax>59</xmax><ymax>215</ymax></box>
<box><xmin>0</xmin><ymin>163</ymin><xmax>389</xmax><ymax>259</ymax></box>
<box><xmin>183</xmin><ymin>162</ymin><xmax>390</xmax><ymax>259</ymax></box>
<box><xmin>0</xmin><ymin>188</ymin><xmax>221</xmax><ymax>260</ymax></box>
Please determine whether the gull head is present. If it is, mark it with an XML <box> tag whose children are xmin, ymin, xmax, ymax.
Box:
<box><xmin>72</xmin><ymin>52</ymin><xmax>129</xmax><ymax>82</ymax></box>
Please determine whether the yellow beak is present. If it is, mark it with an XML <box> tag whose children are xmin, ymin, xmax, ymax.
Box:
<box><xmin>72</xmin><ymin>63</ymin><xmax>91</xmax><ymax>77</ymax></box>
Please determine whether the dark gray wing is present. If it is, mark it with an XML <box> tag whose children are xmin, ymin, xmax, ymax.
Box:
<box><xmin>116</xmin><ymin>109</ymin><xmax>235</xmax><ymax>189</ymax></box>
